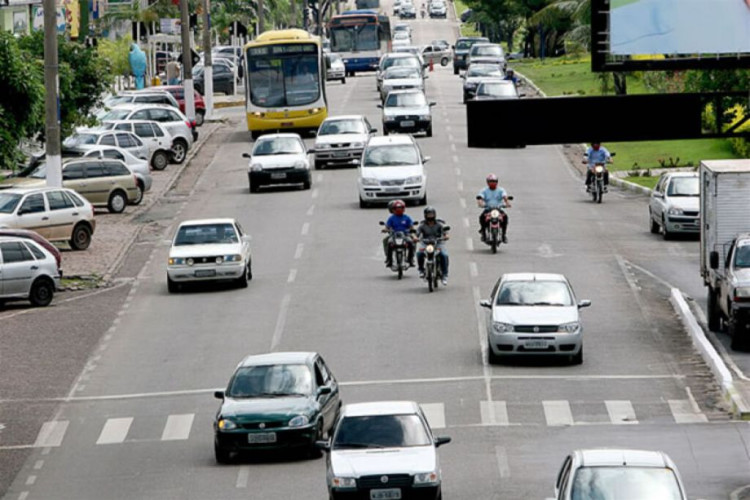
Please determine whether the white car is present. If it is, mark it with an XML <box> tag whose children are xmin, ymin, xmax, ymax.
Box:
<box><xmin>392</xmin><ymin>30</ymin><xmax>412</xmax><ymax>48</ymax></box>
<box><xmin>380</xmin><ymin>66</ymin><xmax>425</xmax><ymax>101</ymax></box>
<box><xmin>429</xmin><ymin>0</ymin><xmax>447</xmax><ymax>17</ymax></box>
<box><xmin>319</xmin><ymin>401</ymin><xmax>451</xmax><ymax>500</ymax></box>
<box><xmin>377</xmin><ymin>53</ymin><xmax>423</xmax><ymax>91</ymax></box>
<box><xmin>380</xmin><ymin>89</ymin><xmax>435</xmax><ymax>137</ymax></box>
<box><xmin>555</xmin><ymin>449</ymin><xmax>688</xmax><ymax>500</ymax></box>
<box><xmin>81</xmin><ymin>146</ymin><xmax>153</xmax><ymax>205</ymax></box>
<box><xmin>0</xmin><ymin>236</ymin><xmax>61</xmax><ymax>307</ymax></box>
<box><xmin>648</xmin><ymin>171</ymin><xmax>700</xmax><ymax>238</ymax></box>
<box><xmin>243</xmin><ymin>133</ymin><xmax>312</xmax><ymax>193</ymax></box>
<box><xmin>480</xmin><ymin>273</ymin><xmax>590</xmax><ymax>364</ymax></box>
<box><xmin>62</xmin><ymin>128</ymin><xmax>151</xmax><ymax>162</ymax></box>
<box><xmin>100</xmin><ymin>120</ymin><xmax>174</xmax><ymax>170</ymax></box>
<box><xmin>312</xmin><ymin>115</ymin><xmax>376</xmax><ymax>170</ymax></box>
<box><xmin>166</xmin><ymin>218</ymin><xmax>252</xmax><ymax>293</ymax></box>
<box><xmin>326</xmin><ymin>53</ymin><xmax>346</xmax><ymax>83</ymax></box>
<box><xmin>358</xmin><ymin>135</ymin><xmax>428</xmax><ymax>208</ymax></box>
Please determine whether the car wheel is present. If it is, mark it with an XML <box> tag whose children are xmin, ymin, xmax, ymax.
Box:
<box><xmin>418</xmin><ymin>193</ymin><xmax>427</xmax><ymax>206</ymax></box>
<box><xmin>359</xmin><ymin>197</ymin><xmax>369</xmax><ymax>209</ymax></box>
<box><xmin>236</xmin><ymin>264</ymin><xmax>249</xmax><ymax>288</ymax></box>
<box><xmin>302</xmin><ymin>178</ymin><xmax>312</xmax><ymax>190</ymax></box>
<box><xmin>167</xmin><ymin>276</ymin><xmax>180</xmax><ymax>294</ymax></box>
<box><xmin>70</xmin><ymin>223</ymin><xmax>92</xmax><ymax>251</ymax></box>
<box><xmin>29</xmin><ymin>277</ymin><xmax>54</xmax><ymax>307</ymax></box>
<box><xmin>441</xmin><ymin>57</ymin><xmax>449</xmax><ymax>66</ymax></box>
<box><xmin>649</xmin><ymin>209</ymin><xmax>659</xmax><ymax>234</ymax></box>
<box><xmin>107</xmin><ymin>190</ymin><xmax>128</xmax><ymax>214</ymax></box>
<box><xmin>246</xmin><ymin>258</ymin><xmax>252</xmax><ymax>281</ymax></box>
<box><xmin>195</xmin><ymin>110</ymin><xmax>205</xmax><ymax>127</ymax></box>
<box><xmin>571</xmin><ymin>347</ymin><xmax>583</xmax><ymax>365</ymax></box>
<box><xmin>152</xmin><ymin>150</ymin><xmax>169</xmax><ymax>171</ymax></box>
<box><xmin>308</xmin><ymin>421</ymin><xmax>324</xmax><ymax>459</ymax></box>
<box><xmin>425</xmin><ymin>126</ymin><xmax>433</xmax><ymax>138</ymax></box>
<box><xmin>171</xmin><ymin>139</ymin><xmax>188</xmax><ymax>164</ymax></box>
<box><xmin>453</xmin><ymin>66</ymin><xmax>459</xmax><ymax>75</ymax></box>
<box><xmin>730</xmin><ymin>321</ymin><xmax>749</xmax><ymax>351</ymax></box>
<box><xmin>214</xmin><ymin>441</ymin><xmax>232</xmax><ymax>464</ymax></box>
<box><xmin>708</xmin><ymin>287</ymin><xmax>721</xmax><ymax>331</ymax></box>
<box><xmin>488</xmin><ymin>346</ymin><xmax>501</xmax><ymax>365</ymax></box>
<box><xmin>341</xmin><ymin>76</ymin><xmax>346</xmax><ymax>84</ymax></box>
<box><xmin>661</xmin><ymin>216</ymin><xmax>671</xmax><ymax>240</ymax></box>
<box><xmin>131</xmin><ymin>182</ymin><xmax>144</xmax><ymax>205</ymax></box>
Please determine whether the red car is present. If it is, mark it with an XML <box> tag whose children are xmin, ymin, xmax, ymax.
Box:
<box><xmin>154</xmin><ymin>86</ymin><xmax>207</xmax><ymax>126</ymax></box>
<box><xmin>0</xmin><ymin>228</ymin><xmax>62</xmax><ymax>274</ymax></box>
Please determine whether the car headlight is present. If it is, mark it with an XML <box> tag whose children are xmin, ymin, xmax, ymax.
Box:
<box><xmin>294</xmin><ymin>160</ymin><xmax>308</xmax><ymax>169</ymax></box>
<box><xmin>224</xmin><ymin>254</ymin><xmax>242</xmax><ymax>262</ymax></box>
<box><xmin>350</xmin><ymin>142</ymin><xmax>364</xmax><ymax>148</ymax></box>
<box><xmin>168</xmin><ymin>257</ymin><xmax>185</xmax><ymax>265</ymax></box>
<box><xmin>492</xmin><ymin>321</ymin><xmax>514</xmax><ymax>334</ymax></box>
<box><xmin>215</xmin><ymin>256</ymin><xmax>224</xmax><ymax>264</ymax></box>
<box><xmin>316</xmin><ymin>143</ymin><xmax>332</xmax><ymax>149</ymax></box>
<box><xmin>331</xmin><ymin>477</ymin><xmax>357</xmax><ymax>489</ymax></box>
<box><xmin>288</xmin><ymin>415</ymin><xmax>310</xmax><ymax>427</ymax></box>
<box><xmin>667</xmin><ymin>207</ymin><xmax>684</xmax><ymax>215</ymax></box>
<box><xmin>217</xmin><ymin>418</ymin><xmax>237</xmax><ymax>430</ymax></box>
<box><xmin>343</xmin><ymin>59</ymin><xmax>350</xmax><ymax>64</ymax></box>
<box><xmin>419</xmin><ymin>115</ymin><xmax>431</xmax><ymax>121</ymax></box>
<box><xmin>186</xmin><ymin>258</ymin><xmax>195</xmax><ymax>266</ymax></box>
<box><xmin>558</xmin><ymin>322</ymin><xmax>580</xmax><ymax>334</ymax></box>
<box><xmin>413</xmin><ymin>471</ymin><xmax>440</xmax><ymax>486</ymax></box>
<box><xmin>361</xmin><ymin>177</ymin><xmax>379</xmax><ymax>186</ymax></box>
<box><xmin>734</xmin><ymin>287</ymin><xmax>750</xmax><ymax>298</ymax></box>
<box><xmin>250</xmin><ymin>163</ymin><xmax>263</xmax><ymax>172</ymax></box>
<box><xmin>465</xmin><ymin>82</ymin><xmax>477</xmax><ymax>89</ymax></box>
<box><xmin>405</xmin><ymin>175</ymin><xmax>423</xmax><ymax>184</ymax></box>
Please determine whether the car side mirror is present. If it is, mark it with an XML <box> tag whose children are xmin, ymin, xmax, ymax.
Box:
<box><xmin>242</xmin><ymin>153</ymin><xmax>251</xmax><ymax>159</ymax></box>
<box><xmin>377</xmin><ymin>104</ymin><xmax>383</xmax><ymax>109</ymax></box>
<box><xmin>214</xmin><ymin>390</ymin><xmax>225</xmax><ymax>399</ymax></box>
<box><xmin>17</xmin><ymin>208</ymin><xmax>28</xmax><ymax>216</ymax></box>
<box><xmin>443</xmin><ymin>225</ymin><xmax>451</xmax><ymax>231</ymax></box>
<box><xmin>710</xmin><ymin>251</ymin><xmax>719</xmax><ymax>270</ymax></box>
<box><xmin>611</xmin><ymin>152</ymin><xmax>617</xmax><ymax>157</ymax></box>
<box><xmin>379</xmin><ymin>221</ymin><xmax>386</xmax><ymax>226</ymax></box>
<box><xmin>653</xmin><ymin>192</ymin><xmax>664</xmax><ymax>198</ymax></box>
<box><xmin>429</xmin><ymin>102</ymin><xmax>436</xmax><ymax>106</ymax></box>
<box><xmin>423</xmin><ymin>156</ymin><xmax>431</xmax><ymax>163</ymax></box>
<box><xmin>519</xmin><ymin>93</ymin><xmax>526</xmax><ymax>98</ymax></box>
<box><xmin>479</xmin><ymin>299</ymin><xmax>492</xmax><ymax>309</ymax></box>
<box><xmin>435</xmin><ymin>436</ymin><xmax>451</xmax><ymax>447</ymax></box>
<box><xmin>451</xmin><ymin>45</ymin><xmax>455</xmax><ymax>49</ymax></box>
<box><xmin>370</xmin><ymin>128</ymin><xmax>378</xmax><ymax>133</ymax></box>
<box><xmin>315</xmin><ymin>440</ymin><xmax>331</xmax><ymax>452</ymax></box>
<box><xmin>318</xmin><ymin>386</ymin><xmax>332</xmax><ymax>395</ymax></box>
<box><xmin>507</xmin><ymin>195</ymin><xmax>514</xmax><ymax>201</ymax></box>
<box><xmin>578</xmin><ymin>300</ymin><xmax>592</xmax><ymax>309</ymax></box>
<box><xmin>307</xmin><ymin>149</ymin><xmax>315</xmax><ymax>154</ymax></box>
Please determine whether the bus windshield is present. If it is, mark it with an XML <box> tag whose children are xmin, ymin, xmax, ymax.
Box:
<box><xmin>248</xmin><ymin>45</ymin><xmax>321</xmax><ymax>108</ymax></box>
<box><xmin>331</xmin><ymin>24</ymin><xmax>379</xmax><ymax>52</ymax></box>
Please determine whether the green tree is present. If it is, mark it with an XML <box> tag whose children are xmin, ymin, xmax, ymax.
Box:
<box><xmin>97</xmin><ymin>35</ymin><xmax>133</xmax><ymax>78</ymax></box>
<box><xmin>0</xmin><ymin>32</ymin><xmax>45</xmax><ymax>168</ymax></box>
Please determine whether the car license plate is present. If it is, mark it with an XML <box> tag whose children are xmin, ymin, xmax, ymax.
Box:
<box><xmin>385</xmin><ymin>187</ymin><xmax>401</xmax><ymax>192</ymax></box>
<box><xmin>194</xmin><ymin>269</ymin><xmax>216</xmax><ymax>277</ymax></box>
<box><xmin>333</xmin><ymin>151</ymin><xmax>348</xmax><ymax>157</ymax></box>
<box><xmin>247</xmin><ymin>432</ymin><xmax>277</xmax><ymax>444</ymax></box>
<box><xmin>370</xmin><ymin>489</ymin><xmax>401</xmax><ymax>500</ymax></box>
<box><xmin>270</xmin><ymin>172</ymin><xmax>287</xmax><ymax>179</ymax></box>
<box><xmin>524</xmin><ymin>340</ymin><xmax>549</xmax><ymax>349</ymax></box>
<box><xmin>400</xmin><ymin>120</ymin><xmax>415</xmax><ymax>128</ymax></box>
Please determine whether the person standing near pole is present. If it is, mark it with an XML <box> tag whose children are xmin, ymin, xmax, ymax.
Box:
<box><xmin>166</xmin><ymin>58</ymin><xmax>181</xmax><ymax>85</ymax></box>
<box><xmin>180</xmin><ymin>0</ymin><xmax>196</xmax><ymax>128</ymax></box>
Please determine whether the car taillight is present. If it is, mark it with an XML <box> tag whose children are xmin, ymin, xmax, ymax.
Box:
<box><xmin>191</xmin><ymin>120</ymin><xmax>197</xmax><ymax>129</ymax></box>
<box><xmin>185</xmin><ymin>120</ymin><xmax>192</xmax><ymax>129</ymax></box>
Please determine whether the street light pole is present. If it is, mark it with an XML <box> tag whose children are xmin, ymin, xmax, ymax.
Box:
<box><xmin>180</xmin><ymin>0</ymin><xmax>196</xmax><ymax>124</ymax></box>
<box><xmin>44</xmin><ymin>0</ymin><xmax>61</xmax><ymax>188</ymax></box>
<box><xmin>202</xmin><ymin>0</ymin><xmax>213</xmax><ymax>120</ymax></box>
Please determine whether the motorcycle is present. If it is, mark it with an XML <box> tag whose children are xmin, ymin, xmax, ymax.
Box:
<box><xmin>422</xmin><ymin>229</ymin><xmax>449</xmax><ymax>292</ymax></box>
<box><xmin>380</xmin><ymin>221</ymin><xmax>413</xmax><ymax>279</ymax></box>
<box><xmin>480</xmin><ymin>196</ymin><xmax>513</xmax><ymax>254</ymax></box>
<box><xmin>590</xmin><ymin>163</ymin><xmax>607</xmax><ymax>203</ymax></box>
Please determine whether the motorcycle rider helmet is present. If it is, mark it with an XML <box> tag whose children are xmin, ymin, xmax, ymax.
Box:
<box><xmin>391</xmin><ymin>199</ymin><xmax>406</xmax><ymax>215</ymax></box>
<box><xmin>424</xmin><ymin>206</ymin><xmax>437</xmax><ymax>221</ymax></box>
<box><xmin>486</xmin><ymin>174</ymin><xmax>499</xmax><ymax>187</ymax></box>
<box><xmin>592</xmin><ymin>142</ymin><xmax>601</xmax><ymax>150</ymax></box>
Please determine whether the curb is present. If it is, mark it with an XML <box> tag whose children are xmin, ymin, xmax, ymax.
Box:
<box><xmin>669</xmin><ymin>288</ymin><xmax>750</xmax><ymax>419</ymax></box>
<box><xmin>214</xmin><ymin>99</ymin><xmax>244</xmax><ymax>109</ymax></box>
<box><xmin>101</xmin><ymin>123</ymin><xmax>222</xmax><ymax>283</ymax></box>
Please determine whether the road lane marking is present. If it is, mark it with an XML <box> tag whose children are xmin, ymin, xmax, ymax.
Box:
<box><xmin>270</xmin><ymin>294</ymin><xmax>292</xmax><ymax>351</ymax></box>
<box><xmin>481</xmin><ymin>401</ymin><xmax>509</xmax><ymax>425</ymax></box>
<box><xmin>668</xmin><ymin>400</ymin><xmax>708</xmax><ymax>424</ymax></box>
<box><xmin>306</xmin><ymin>205</ymin><xmax>315</xmax><ymax>216</ymax></box>
<box><xmin>33</xmin><ymin>461</ymin><xmax>43</xmax><ymax>470</ymax></box>
<box><xmin>33</xmin><ymin>421</ymin><xmax>68</xmax><ymax>447</ymax></box>
<box><xmin>420</xmin><ymin>403</ymin><xmax>446</xmax><ymax>429</ymax></box>
<box><xmin>605</xmin><ymin>400</ymin><xmax>638</xmax><ymax>424</ymax></box>
<box><xmin>469</xmin><ymin>261</ymin><xmax>478</xmax><ymax>277</ymax></box>
<box><xmin>236</xmin><ymin>466</ymin><xmax>250</xmax><ymax>488</ymax></box>
<box><xmin>294</xmin><ymin>243</ymin><xmax>304</xmax><ymax>259</ymax></box>
<box><xmin>472</xmin><ymin>285</ymin><xmax>496</xmax><ymax>423</ymax></box>
<box><xmin>287</xmin><ymin>269</ymin><xmax>297</xmax><ymax>283</ymax></box>
<box><xmin>463</xmin><ymin>217</ymin><xmax>470</xmax><ymax>229</ymax></box>
<box><xmin>301</xmin><ymin>222</ymin><xmax>310</xmax><ymax>235</ymax></box>
<box><xmin>18</xmin><ymin>493</ymin><xmax>28</xmax><ymax>500</ymax></box>
<box><xmin>450</xmin><ymin>144</ymin><xmax>456</xmax><ymax>152</ymax></box>
<box><xmin>466</xmin><ymin>238</ymin><xmax>473</xmax><ymax>251</ymax></box>
<box><xmin>446</xmin><ymin>125</ymin><xmax>452</xmax><ymax>131</ymax></box>
<box><xmin>161</xmin><ymin>414</ymin><xmax>194</xmax><ymax>441</ymax></box>
<box><xmin>459</xmin><ymin>198</ymin><xmax>467</xmax><ymax>209</ymax></box>
<box><xmin>25</xmin><ymin>476</ymin><xmax>35</xmax><ymax>486</ymax></box>
<box><xmin>97</xmin><ymin>417</ymin><xmax>133</xmax><ymax>444</ymax></box>
<box><xmin>311</xmin><ymin>188</ymin><xmax>319</xmax><ymax>198</ymax></box>
<box><xmin>543</xmin><ymin>401</ymin><xmax>574</xmax><ymax>426</ymax></box>
<box><xmin>495</xmin><ymin>446</ymin><xmax>511</xmax><ymax>478</ymax></box>
<box><xmin>453</xmin><ymin>156</ymin><xmax>459</xmax><ymax>164</ymax></box>
<box><xmin>457</xmin><ymin>181</ymin><xmax>463</xmax><ymax>191</ymax></box>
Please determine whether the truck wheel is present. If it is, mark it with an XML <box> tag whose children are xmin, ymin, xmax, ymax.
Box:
<box><xmin>707</xmin><ymin>288</ymin><xmax>721</xmax><ymax>331</ymax></box>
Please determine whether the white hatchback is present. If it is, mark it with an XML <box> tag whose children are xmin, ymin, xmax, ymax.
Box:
<box><xmin>166</xmin><ymin>218</ymin><xmax>252</xmax><ymax>293</ymax></box>
<box><xmin>358</xmin><ymin>135</ymin><xmax>428</xmax><ymax>208</ymax></box>
<box><xmin>0</xmin><ymin>236</ymin><xmax>60</xmax><ymax>307</ymax></box>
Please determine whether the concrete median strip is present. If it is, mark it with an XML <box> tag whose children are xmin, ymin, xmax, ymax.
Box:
<box><xmin>669</xmin><ymin>288</ymin><xmax>750</xmax><ymax>419</ymax></box>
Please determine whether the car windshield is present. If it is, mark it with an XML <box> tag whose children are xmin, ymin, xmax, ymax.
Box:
<box><xmin>333</xmin><ymin>414</ymin><xmax>431</xmax><ymax>449</ymax></box>
<box><xmin>385</xmin><ymin>92</ymin><xmax>427</xmax><ymax>107</ymax></box>
<box><xmin>173</xmin><ymin>223</ymin><xmax>238</xmax><ymax>245</ymax></box>
<box><xmin>456</xmin><ymin>39</ymin><xmax>485</xmax><ymax>51</ymax></box>
<box><xmin>104</xmin><ymin>95</ymin><xmax>133</xmax><ymax>107</ymax></box>
<box><xmin>319</xmin><ymin>119</ymin><xmax>366</xmax><ymax>135</ymax></box>
<box><xmin>734</xmin><ymin>244</ymin><xmax>750</xmax><ymax>268</ymax></box>
<box><xmin>329</xmin><ymin>53</ymin><xmax>342</xmax><ymax>63</ymax></box>
<box><xmin>468</xmin><ymin>66</ymin><xmax>504</xmax><ymax>78</ymax></box>
<box><xmin>473</xmin><ymin>45</ymin><xmax>503</xmax><ymax>57</ymax></box>
<box><xmin>253</xmin><ymin>137</ymin><xmax>304</xmax><ymax>156</ymax></box>
<box><xmin>0</xmin><ymin>193</ymin><xmax>22</xmax><ymax>214</ymax></box>
<box><xmin>667</xmin><ymin>177</ymin><xmax>699</xmax><ymax>197</ymax></box>
<box><xmin>384</xmin><ymin>57</ymin><xmax>419</xmax><ymax>71</ymax></box>
<box><xmin>571</xmin><ymin>466</ymin><xmax>683</xmax><ymax>500</ymax></box>
<box><xmin>496</xmin><ymin>280</ymin><xmax>574</xmax><ymax>306</ymax></box>
<box><xmin>363</xmin><ymin>144</ymin><xmax>419</xmax><ymax>166</ymax></box>
<box><xmin>330</xmin><ymin>24</ymin><xmax>379</xmax><ymax>52</ymax></box>
<box><xmin>100</xmin><ymin>109</ymin><xmax>131</xmax><ymax>121</ymax></box>
<box><xmin>477</xmin><ymin>82</ymin><xmax>517</xmax><ymax>97</ymax></box>
<box><xmin>385</xmin><ymin>67</ymin><xmax>420</xmax><ymax>79</ymax></box>
<box><xmin>227</xmin><ymin>364</ymin><xmax>313</xmax><ymax>398</ymax></box>
<box><xmin>394</xmin><ymin>31</ymin><xmax>410</xmax><ymax>40</ymax></box>
<box><xmin>28</xmin><ymin>164</ymin><xmax>48</xmax><ymax>179</ymax></box>
<box><xmin>64</xmin><ymin>133</ymin><xmax>99</xmax><ymax>147</ymax></box>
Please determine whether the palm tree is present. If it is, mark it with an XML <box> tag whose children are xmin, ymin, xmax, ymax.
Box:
<box><xmin>529</xmin><ymin>0</ymin><xmax>590</xmax><ymax>55</ymax></box>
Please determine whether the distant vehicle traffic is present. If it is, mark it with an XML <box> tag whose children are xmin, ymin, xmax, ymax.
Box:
<box><xmin>311</xmin><ymin>115</ymin><xmax>376</xmax><ymax>169</ymax></box>
<box><xmin>325</xmin><ymin>53</ymin><xmax>347</xmax><ymax>83</ymax></box>
<box><xmin>379</xmin><ymin>89</ymin><xmax>436</xmax><ymax>137</ymax></box>
<box><xmin>358</xmin><ymin>134</ymin><xmax>428</xmax><ymax>208</ymax></box>
<box><xmin>329</xmin><ymin>10</ymin><xmax>392</xmax><ymax>75</ymax></box>
<box><xmin>452</xmin><ymin>36</ymin><xmax>490</xmax><ymax>74</ymax></box>
<box><xmin>649</xmin><ymin>172</ymin><xmax>699</xmax><ymax>238</ymax></box>
<box><xmin>243</xmin><ymin>133</ymin><xmax>312</xmax><ymax>192</ymax></box>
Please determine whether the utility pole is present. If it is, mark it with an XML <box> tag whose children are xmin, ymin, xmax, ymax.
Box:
<box><xmin>202</xmin><ymin>0</ymin><xmax>213</xmax><ymax>120</ymax></box>
<box><xmin>44</xmin><ymin>0</ymin><xmax>61</xmax><ymax>187</ymax></box>
<box><xmin>258</xmin><ymin>0</ymin><xmax>264</xmax><ymax>33</ymax></box>
<box><xmin>180</xmin><ymin>0</ymin><xmax>196</xmax><ymax>125</ymax></box>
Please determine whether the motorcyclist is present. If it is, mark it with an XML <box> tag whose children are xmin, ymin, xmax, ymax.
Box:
<box><xmin>584</xmin><ymin>142</ymin><xmax>612</xmax><ymax>192</ymax></box>
<box><xmin>476</xmin><ymin>174</ymin><xmax>511</xmax><ymax>243</ymax></box>
<box><xmin>504</xmin><ymin>68</ymin><xmax>519</xmax><ymax>87</ymax></box>
<box><xmin>416</xmin><ymin>206</ymin><xmax>450</xmax><ymax>285</ymax></box>
<box><xmin>383</xmin><ymin>199</ymin><xmax>415</xmax><ymax>268</ymax></box>
<box><xmin>421</xmin><ymin>5</ymin><xmax>426</xmax><ymax>17</ymax></box>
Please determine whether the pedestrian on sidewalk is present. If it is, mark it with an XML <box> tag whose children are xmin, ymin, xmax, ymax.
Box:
<box><xmin>166</xmin><ymin>59</ymin><xmax>181</xmax><ymax>86</ymax></box>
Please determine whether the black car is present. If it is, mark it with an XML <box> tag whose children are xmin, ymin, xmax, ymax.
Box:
<box><xmin>452</xmin><ymin>36</ymin><xmax>489</xmax><ymax>74</ymax></box>
<box><xmin>193</xmin><ymin>64</ymin><xmax>235</xmax><ymax>95</ymax></box>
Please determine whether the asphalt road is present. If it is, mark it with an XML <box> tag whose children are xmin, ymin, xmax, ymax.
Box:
<box><xmin>3</xmin><ymin>8</ymin><xmax>750</xmax><ymax>500</ymax></box>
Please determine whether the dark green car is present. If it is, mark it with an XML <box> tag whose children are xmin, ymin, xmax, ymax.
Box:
<box><xmin>213</xmin><ymin>351</ymin><xmax>341</xmax><ymax>463</ymax></box>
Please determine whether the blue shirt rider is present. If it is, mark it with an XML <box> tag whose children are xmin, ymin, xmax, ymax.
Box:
<box><xmin>584</xmin><ymin>142</ymin><xmax>612</xmax><ymax>190</ymax></box>
<box><xmin>383</xmin><ymin>200</ymin><xmax>415</xmax><ymax>268</ymax></box>
<box><xmin>476</xmin><ymin>174</ymin><xmax>511</xmax><ymax>243</ymax></box>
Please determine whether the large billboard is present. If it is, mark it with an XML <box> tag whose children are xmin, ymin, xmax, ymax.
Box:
<box><xmin>610</xmin><ymin>0</ymin><xmax>750</xmax><ymax>55</ymax></box>
<box><xmin>592</xmin><ymin>0</ymin><xmax>750</xmax><ymax>71</ymax></box>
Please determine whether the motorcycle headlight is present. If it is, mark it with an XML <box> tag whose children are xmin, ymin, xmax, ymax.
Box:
<box><xmin>331</xmin><ymin>477</ymin><xmax>357</xmax><ymax>489</ymax></box>
<box><xmin>492</xmin><ymin>321</ymin><xmax>514</xmax><ymax>334</ymax></box>
<box><xmin>490</xmin><ymin>209</ymin><xmax>500</xmax><ymax>218</ymax></box>
<box><xmin>250</xmin><ymin>163</ymin><xmax>263</xmax><ymax>172</ymax></box>
<box><xmin>667</xmin><ymin>207</ymin><xmax>684</xmax><ymax>215</ymax></box>
<box><xmin>361</xmin><ymin>177</ymin><xmax>379</xmax><ymax>186</ymax></box>
<box><xmin>405</xmin><ymin>175</ymin><xmax>423</xmax><ymax>184</ymax></box>
<box><xmin>413</xmin><ymin>471</ymin><xmax>440</xmax><ymax>486</ymax></box>
<box><xmin>558</xmin><ymin>322</ymin><xmax>580</xmax><ymax>334</ymax></box>
<box><xmin>217</xmin><ymin>418</ymin><xmax>237</xmax><ymax>430</ymax></box>
<box><xmin>734</xmin><ymin>287</ymin><xmax>750</xmax><ymax>298</ymax></box>
<box><xmin>168</xmin><ymin>257</ymin><xmax>185</xmax><ymax>265</ymax></box>
<box><xmin>288</xmin><ymin>415</ymin><xmax>310</xmax><ymax>427</ymax></box>
<box><xmin>426</xmin><ymin>244</ymin><xmax>435</xmax><ymax>253</ymax></box>
<box><xmin>594</xmin><ymin>165</ymin><xmax>605</xmax><ymax>173</ymax></box>
<box><xmin>294</xmin><ymin>160</ymin><xmax>308</xmax><ymax>169</ymax></box>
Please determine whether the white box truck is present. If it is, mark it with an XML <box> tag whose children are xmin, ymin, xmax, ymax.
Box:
<box><xmin>701</xmin><ymin>159</ymin><xmax>750</xmax><ymax>350</ymax></box>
